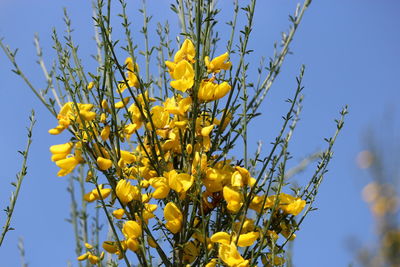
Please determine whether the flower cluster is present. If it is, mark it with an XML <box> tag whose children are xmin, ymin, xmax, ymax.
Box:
<box><xmin>47</xmin><ymin>39</ymin><xmax>307</xmax><ymax>266</ymax></box>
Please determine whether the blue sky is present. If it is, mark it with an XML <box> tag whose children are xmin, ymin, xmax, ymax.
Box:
<box><xmin>1</xmin><ymin>0</ymin><xmax>399</xmax><ymax>266</ymax></box>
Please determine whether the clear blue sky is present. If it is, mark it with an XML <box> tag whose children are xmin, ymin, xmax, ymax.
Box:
<box><xmin>1</xmin><ymin>0</ymin><xmax>399</xmax><ymax>266</ymax></box>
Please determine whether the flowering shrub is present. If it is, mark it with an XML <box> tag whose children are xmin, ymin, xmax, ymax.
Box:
<box><xmin>0</xmin><ymin>0</ymin><xmax>346</xmax><ymax>266</ymax></box>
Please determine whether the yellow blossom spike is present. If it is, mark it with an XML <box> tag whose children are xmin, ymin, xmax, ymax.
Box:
<box><xmin>97</xmin><ymin>157</ymin><xmax>112</xmax><ymax>170</ymax></box>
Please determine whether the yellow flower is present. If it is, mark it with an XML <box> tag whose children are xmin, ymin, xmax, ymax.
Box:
<box><xmin>123</xmin><ymin>220</ymin><xmax>142</xmax><ymax>252</ymax></box>
<box><xmin>149</xmin><ymin>105</ymin><xmax>170</xmax><ymax>129</ymax></box>
<box><xmin>183</xmin><ymin>240</ymin><xmax>200</xmax><ymax>263</ymax></box>
<box><xmin>100</xmin><ymin>125</ymin><xmax>110</xmax><ymax>141</ymax></box>
<box><xmin>142</xmin><ymin>203</ymin><xmax>158</xmax><ymax>222</ymax></box>
<box><xmin>233</xmin><ymin>218</ymin><xmax>255</xmax><ymax>234</ymax></box>
<box><xmin>164</xmin><ymin>202</ymin><xmax>183</xmax><ymax>234</ymax></box>
<box><xmin>97</xmin><ymin>156</ymin><xmax>113</xmax><ymax>170</ymax></box>
<box><xmin>210</xmin><ymin>232</ymin><xmax>231</xmax><ymax>245</ymax></box>
<box><xmin>166</xmin><ymin>170</ymin><xmax>194</xmax><ymax>195</ymax></box>
<box><xmin>112</xmin><ymin>209</ymin><xmax>125</xmax><ymax>219</ymax></box>
<box><xmin>55</xmin><ymin>155</ymin><xmax>82</xmax><ymax>177</ymax></box>
<box><xmin>237</xmin><ymin>232</ymin><xmax>259</xmax><ymax>247</ymax></box>
<box><xmin>165</xmin><ymin>39</ymin><xmax>195</xmax><ymax>72</ymax></box>
<box><xmin>122</xmin><ymin>220</ymin><xmax>142</xmax><ymax>239</ymax></box>
<box><xmin>174</xmin><ymin>39</ymin><xmax>196</xmax><ymax>63</ymax></box>
<box><xmin>49</xmin><ymin>102</ymin><xmax>96</xmax><ymax>134</ymax></box>
<box><xmin>116</xmin><ymin>179</ymin><xmax>135</xmax><ymax>204</ymax></box>
<box><xmin>49</xmin><ymin>142</ymin><xmax>73</xmax><ymax>162</ymax></box>
<box><xmin>117</xmin><ymin>150</ymin><xmax>137</xmax><ymax>168</ymax></box>
<box><xmin>114</xmin><ymin>96</ymin><xmax>131</xmax><ymax>109</ymax></box>
<box><xmin>149</xmin><ymin>177</ymin><xmax>170</xmax><ymax>199</ymax></box>
<box><xmin>249</xmin><ymin>194</ymin><xmax>271</xmax><ymax>213</ymax></box>
<box><xmin>205</xmin><ymin>52</ymin><xmax>232</xmax><ymax>73</ymax></box>
<box><xmin>278</xmin><ymin>193</ymin><xmax>306</xmax><ymax>216</ymax></box>
<box><xmin>77</xmin><ymin>251</ymin><xmax>103</xmax><ymax>264</ymax></box>
<box><xmin>211</xmin><ymin>231</ymin><xmax>259</xmax><ymax>247</ymax></box>
<box><xmin>87</xmin><ymin>81</ymin><xmax>95</xmax><ymax>90</ymax></box>
<box><xmin>83</xmin><ymin>184</ymin><xmax>112</xmax><ymax>202</ymax></box>
<box><xmin>223</xmin><ymin>186</ymin><xmax>243</xmax><ymax>213</ymax></box>
<box><xmin>52</xmin><ymin>142</ymin><xmax>84</xmax><ymax>177</ymax></box>
<box><xmin>170</xmin><ymin>60</ymin><xmax>195</xmax><ymax>92</ymax></box>
<box><xmin>117</xmin><ymin>57</ymin><xmax>140</xmax><ymax>93</ymax></box>
<box><xmin>203</xmin><ymin>163</ymin><xmax>233</xmax><ymax>193</ymax></box>
<box><xmin>198</xmin><ymin>80</ymin><xmax>231</xmax><ymax>102</ymax></box>
<box><xmin>103</xmin><ymin>240</ymin><xmax>127</xmax><ymax>256</ymax></box>
<box><xmin>231</xmin><ymin>166</ymin><xmax>255</xmax><ymax>188</ymax></box>
<box><xmin>163</xmin><ymin>95</ymin><xmax>192</xmax><ymax>116</ymax></box>
<box><xmin>219</xmin><ymin>242</ymin><xmax>249</xmax><ymax>267</ymax></box>
<box><xmin>125</xmin><ymin>103</ymin><xmax>143</xmax><ymax>133</ymax></box>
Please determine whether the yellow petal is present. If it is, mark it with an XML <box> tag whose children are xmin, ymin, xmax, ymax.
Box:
<box><xmin>219</xmin><ymin>242</ymin><xmax>247</xmax><ymax>267</ymax></box>
<box><xmin>50</xmin><ymin>142</ymin><xmax>73</xmax><ymax>155</ymax></box>
<box><xmin>201</xmin><ymin>125</ymin><xmax>214</xmax><ymax>137</ymax></box>
<box><xmin>126</xmin><ymin>238</ymin><xmax>140</xmax><ymax>252</ymax></box>
<box><xmin>210</xmin><ymin>232</ymin><xmax>231</xmax><ymax>245</ymax></box>
<box><xmin>100</xmin><ymin>125</ymin><xmax>111</xmax><ymax>141</ymax></box>
<box><xmin>77</xmin><ymin>252</ymin><xmax>89</xmax><ymax>261</ymax></box>
<box><xmin>237</xmin><ymin>232</ymin><xmax>259</xmax><ymax>247</ymax></box>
